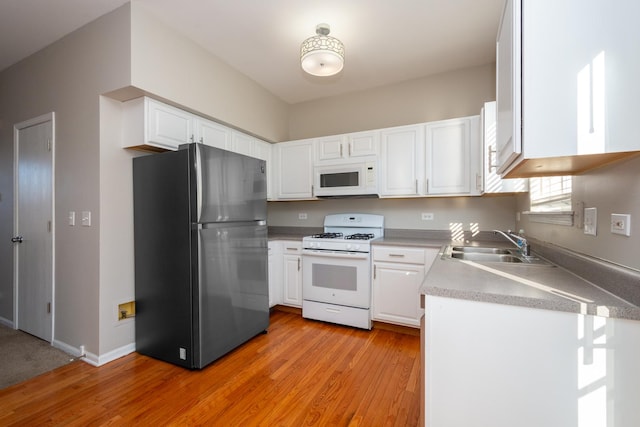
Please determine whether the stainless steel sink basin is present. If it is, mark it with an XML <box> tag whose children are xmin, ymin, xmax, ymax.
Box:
<box><xmin>451</xmin><ymin>246</ymin><xmax>511</xmax><ymax>254</ymax></box>
<box><xmin>442</xmin><ymin>245</ymin><xmax>553</xmax><ymax>266</ymax></box>
<box><xmin>451</xmin><ymin>252</ymin><xmax>523</xmax><ymax>263</ymax></box>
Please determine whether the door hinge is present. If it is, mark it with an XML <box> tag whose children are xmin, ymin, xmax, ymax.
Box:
<box><xmin>47</xmin><ymin>302</ymin><xmax>51</xmax><ymax>314</ymax></box>
<box><xmin>47</xmin><ymin>138</ymin><xmax>52</xmax><ymax>152</ymax></box>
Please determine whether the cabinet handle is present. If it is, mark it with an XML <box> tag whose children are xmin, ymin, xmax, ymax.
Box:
<box><xmin>199</xmin><ymin>137</ymin><xmax>204</xmax><ymax>143</ymax></box>
<box><xmin>348</xmin><ymin>143</ymin><xmax>352</xmax><ymax>156</ymax></box>
<box><xmin>488</xmin><ymin>146</ymin><xmax>498</xmax><ymax>171</ymax></box>
<box><xmin>190</xmin><ymin>134</ymin><xmax>195</xmax><ymax>143</ymax></box>
<box><xmin>389</xmin><ymin>254</ymin><xmax>405</xmax><ymax>257</ymax></box>
<box><xmin>297</xmin><ymin>258</ymin><xmax>301</xmax><ymax>271</ymax></box>
<box><xmin>415</xmin><ymin>179</ymin><xmax>418</xmax><ymax>194</ymax></box>
<box><xmin>373</xmin><ymin>264</ymin><xmax>376</xmax><ymax>279</ymax></box>
<box><xmin>286</xmin><ymin>247</ymin><xmax>297</xmax><ymax>251</ymax></box>
<box><xmin>311</xmin><ymin>185</ymin><xmax>314</xmax><ymax>197</ymax></box>
<box><xmin>425</xmin><ymin>179</ymin><xmax>429</xmax><ymax>193</ymax></box>
<box><xmin>340</xmin><ymin>144</ymin><xmax>343</xmax><ymax>157</ymax></box>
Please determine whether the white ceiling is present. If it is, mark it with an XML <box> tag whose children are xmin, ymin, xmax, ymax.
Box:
<box><xmin>0</xmin><ymin>0</ymin><xmax>504</xmax><ymax>104</ymax></box>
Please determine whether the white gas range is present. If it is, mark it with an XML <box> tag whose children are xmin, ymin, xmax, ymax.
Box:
<box><xmin>301</xmin><ymin>213</ymin><xmax>384</xmax><ymax>330</ymax></box>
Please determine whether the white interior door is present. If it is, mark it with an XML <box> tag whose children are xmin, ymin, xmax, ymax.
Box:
<box><xmin>14</xmin><ymin>113</ymin><xmax>54</xmax><ymax>341</ymax></box>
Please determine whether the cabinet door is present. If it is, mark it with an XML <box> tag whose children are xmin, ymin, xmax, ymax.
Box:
<box><xmin>495</xmin><ymin>0</ymin><xmax>522</xmax><ymax>173</ymax></box>
<box><xmin>372</xmin><ymin>262</ymin><xmax>425</xmax><ymax>327</ymax></box>
<box><xmin>317</xmin><ymin>135</ymin><xmax>345</xmax><ymax>161</ymax></box>
<box><xmin>425</xmin><ymin>117</ymin><xmax>479</xmax><ymax>195</ymax></box>
<box><xmin>348</xmin><ymin>131</ymin><xmax>378</xmax><ymax>157</ymax></box>
<box><xmin>268</xmin><ymin>241</ymin><xmax>282</xmax><ymax>307</ymax></box>
<box><xmin>282</xmin><ymin>255</ymin><xmax>302</xmax><ymax>307</ymax></box>
<box><xmin>146</xmin><ymin>99</ymin><xmax>194</xmax><ymax>150</ymax></box>
<box><xmin>483</xmin><ymin>102</ymin><xmax>529</xmax><ymax>193</ymax></box>
<box><xmin>379</xmin><ymin>125</ymin><xmax>424</xmax><ymax>196</ymax></box>
<box><xmin>196</xmin><ymin>119</ymin><xmax>230</xmax><ymax>150</ymax></box>
<box><xmin>275</xmin><ymin>140</ymin><xmax>315</xmax><ymax>199</ymax></box>
<box><xmin>231</xmin><ymin>131</ymin><xmax>254</xmax><ymax>157</ymax></box>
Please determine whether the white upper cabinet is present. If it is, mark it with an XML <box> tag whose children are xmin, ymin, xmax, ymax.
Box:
<box><xmin>316</xmin><ymin>130</ymin><xmax>378</xmax><ymax>162</ymax></box>
<box><xmin>425</xmin><ymin>116</ymin><xmax>481</xmax><ymax>196</ymax></box>
<box><xmin>497</xmin><ymin>0</ymin><xmax>640</xmax><ymax>177</ymax></box>
<box><xmin>196</xmin><ymin>119</ymin><xmax>230</xmax><ymax>150</ymax></box>
<box><xmin>122</xmin><ymin>97</ymin><xmax>193</xmax><ymax>151</ymax></box>
<box><xmin>230</xmin><ymin>130</ymin><xmax>254</xmax><ymax>157</ymax></box>
<box><xmin>274</xmin><ymin>139</ymin><xmax>315</xmax><ymax>200</ymax></box>
<box><xmin>483</xmin><ymin>101</ymin><xmax>528</xmax><ymax>193</ymax></box>
<box><xmin>379</xmin><ymin>124</ymin><xmax>425</xmax><ymax>196</ymax></box>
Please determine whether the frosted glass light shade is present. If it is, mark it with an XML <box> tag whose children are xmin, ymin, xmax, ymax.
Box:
<box><xmin>300</xmin><ymin>24</ymin><xmax>344</xmax><ymax>77</ymax></box>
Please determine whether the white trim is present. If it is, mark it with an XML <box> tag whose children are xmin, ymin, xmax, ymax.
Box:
<box><xmin>0</xmin><ymin>316</ymin><xmax>14</xmax><ymax>328</ymax></box>
<box><xmin>13</xmin><ymin>112</ymin><xmax>56</xmax><ymax>342</ymax></box>
<box><xmin>523</xmin><ymin>211</ymin><xmax>574</xmax><ymax>226</ymax></box>
<box><xmin>53</xmin><ymin>339</ymin><xmax>136</xmax><ymax>367</ymax></box>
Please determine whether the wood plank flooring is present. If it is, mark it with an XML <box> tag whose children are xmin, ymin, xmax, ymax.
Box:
<box><xmin>0</xmin><ymin>309</ymin><xmax>421</xmax><ymax>426</ymax></box>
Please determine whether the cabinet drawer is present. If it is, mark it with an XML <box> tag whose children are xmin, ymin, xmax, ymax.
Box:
<box><xmin>281</xmin><ymin>241</ymin><xmax>302</xmax><ymax>255</ymax></box>
<box><xmin>373</xmin><ymin>246</ymin><xmax>425</xmax><ymax>264</ymax></box>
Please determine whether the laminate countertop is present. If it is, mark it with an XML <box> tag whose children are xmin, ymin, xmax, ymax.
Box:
<box><xmin>411</xmin><ymin>240</ymin><xmax>640</xmax><ymax>321</ymax></box>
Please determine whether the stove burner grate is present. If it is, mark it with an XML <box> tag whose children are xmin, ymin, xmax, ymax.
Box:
<box><xmin>345</xmin><ymin>233</ymin><xmax>375</xmax><ymax>240</ymax></box>
<box><xmin>310</xmin><ymin>232</ymin><xmax>344</xmax><ymax>239</ymax></box>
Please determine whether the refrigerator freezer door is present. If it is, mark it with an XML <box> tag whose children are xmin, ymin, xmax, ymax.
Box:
<box><xmin>195</xmin><ymin>221</ymin><xmax>269</xmax><ymax>368</ymax></box>
<box><xmin>193</xmin><ymin>144</ymin><xmax>267</xmax><ymax>223</ymax></box>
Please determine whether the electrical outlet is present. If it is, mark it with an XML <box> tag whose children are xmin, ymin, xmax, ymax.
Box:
<box><xmin>298</xmin><ymin>213</ymin><xmax>308</xmax><ymax>220</ymax></box>
<box><xmin>611</xmin><ymin>214</ymin><xmax>631</xmax><ymax>236</ymax></box>
<box><xmin>421</xmin><ymin>212</ymin><xmax>434</xmax><ymax>221</ymax></box>
<box><xmin>584</xmin><ymin>207</ymin><xmax>597</xmax><ymax>236</ymax></box>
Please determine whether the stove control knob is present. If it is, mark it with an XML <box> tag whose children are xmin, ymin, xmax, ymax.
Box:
<box><xmin>353</xmin><ymin>244</ymin><xmax>360</xmax><ymax>251</ymax></box>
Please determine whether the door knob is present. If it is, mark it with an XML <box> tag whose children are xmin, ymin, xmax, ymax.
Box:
<box><xmin>11</xmin><ymin>236</ymin><xmax>23</xmax><ymax>243</ymax></box>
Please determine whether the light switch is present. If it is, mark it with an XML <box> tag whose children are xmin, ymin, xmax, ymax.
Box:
<box><xmin>68</xmin><ymin>211</ymin><xmax>75</xmax><ymax>226</ymax></box>
<box><xmin>81</xmin><ymin>211</ymin><xmax>91</xmax><ymax>227</ymax></box>
<box><xmin>584</xmin><ymin>207</ymin><xmax>597</xmax><ymax>236</ymax></box>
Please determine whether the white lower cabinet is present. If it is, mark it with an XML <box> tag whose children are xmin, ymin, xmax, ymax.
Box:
<box><xmin>372</xmin><ymin>246</ymin><xmax>438</xmax><ymax>327</ymax></box>
<box><xmin>268</xmin><ymin>241</ymin><xmax>283</xmax><ymax>307</ymax></box>
<box><xmin>281</xmin><ymin>241</ymin><xmax>303</xmax><ymax>307</ymax></box>
<box><xmin>422</xmin><ymin>295</ymin><xmax>640</xmax><ymax>427</ymax></box>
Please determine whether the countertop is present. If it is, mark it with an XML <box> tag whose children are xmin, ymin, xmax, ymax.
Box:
<box><xmin>419</xmin><ymin>242</ymin><xmax>640</xmax><ymax>321</ymax></box>
<box><xmin>267</xmin><ymin>228</ymin><xmax>640</xmax><ymax>321</ymax></box>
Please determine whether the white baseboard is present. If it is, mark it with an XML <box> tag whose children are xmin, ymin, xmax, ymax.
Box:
<box><xmin>0</xmin><ymin>316</ymin><xmax>14</xmax><ymax>328</ymax></box>
<box><xmin>52</xmin><ymin>340</ymin><xmax>136</xmax><ymax>367</ymax></box>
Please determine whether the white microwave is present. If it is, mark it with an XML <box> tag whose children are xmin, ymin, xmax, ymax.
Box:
<box><xmin>313</xmin><ymin>157</ymin><xmax>378</xmax><ymax>197</ymax></box>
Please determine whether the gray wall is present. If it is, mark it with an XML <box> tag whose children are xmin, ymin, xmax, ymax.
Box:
<box><xmin>516</xmin><ymin>155</ymin><xmax>640</xmax><ymax>271</ymax></box>
<box><xmin>0</xmin><ymin>5</ymin><xmax>132</xmax><ymax>352</ymax></box>
<box><xmin>268</xmin><ymin>196</ymin><xmax>517</xmax><ymax>235</ymax></box>
<box><xmin>288</xmin><ymin>63</ymin><xmax>496</xmax><ymax>140</ymax></box>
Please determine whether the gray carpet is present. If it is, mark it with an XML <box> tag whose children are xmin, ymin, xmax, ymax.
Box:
<box><xmin>0</xmin><ymin>324</ymin><xmax>76</xmax><ymax>390</ymax></box>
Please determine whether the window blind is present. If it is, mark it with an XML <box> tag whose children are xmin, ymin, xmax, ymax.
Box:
<box><xmin>529</xmin><ymin>176</ymin><xmax>572</xmax><ymax>212</ymax></box>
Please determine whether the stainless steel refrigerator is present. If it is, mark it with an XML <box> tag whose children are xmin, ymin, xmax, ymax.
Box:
<box><xmin>133</xmin><ymin>143</ymin><xmax>269</xmax><ymax>369</ymax></box>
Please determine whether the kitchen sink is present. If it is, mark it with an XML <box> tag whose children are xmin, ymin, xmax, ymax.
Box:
<box><xmin>451</xmin><ymin>246</ymin><xmax>511</xmax><ymax>254</ymax></box>
<box><xmin>451</xmin><ymin>252</ymin><xmax>523</xmax><ymax>263</ymax></box>
<box><xmin>442</xmin><ymin>245</ymin><xmax>553</xmax><ymax>266</ymax></box>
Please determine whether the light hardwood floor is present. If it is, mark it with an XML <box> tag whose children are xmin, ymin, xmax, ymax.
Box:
<box><xmin>0</xmin><ymin>309</ymin><xmax>421</xmax><ymax>426</ymax></box>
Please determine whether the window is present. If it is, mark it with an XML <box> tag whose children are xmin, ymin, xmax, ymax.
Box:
<box><xmin>529</xmin><ymin>176</ymin><xmax>572</xmax><ymax>212</ymax></box>
<box><xmin>526</xmin><ymin>176</ymin><xmax>573</xmax><ymax>225</ymax></box>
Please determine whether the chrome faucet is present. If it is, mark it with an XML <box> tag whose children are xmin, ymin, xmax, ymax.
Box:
<box><xmin>493</xmin><ymin>230</ymin><xmax>531</xmax><ymax>256</ymax></box>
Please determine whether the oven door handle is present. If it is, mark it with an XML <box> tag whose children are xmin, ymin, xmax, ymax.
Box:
<box><xmin>302</xmin><ymin>250</ymin><xmax>369</xmax><ymax>260</ymax></box>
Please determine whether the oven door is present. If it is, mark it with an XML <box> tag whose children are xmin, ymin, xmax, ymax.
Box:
<box><xmin>302</xmin><ymin>249</ymin><xmax>371</xmax><ymax>308</ymax></box>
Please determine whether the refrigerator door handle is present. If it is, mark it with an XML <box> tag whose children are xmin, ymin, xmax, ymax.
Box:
<box><xmin>195</xmin><ymin>144</ymin><xmax>203</xmax><ymax>221</ymax></box>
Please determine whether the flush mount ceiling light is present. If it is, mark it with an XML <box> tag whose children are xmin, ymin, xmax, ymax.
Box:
<box><xmin>300</xmin><ymin>23</ymin><xmax>345</xmax><ymax>77</ymax></box>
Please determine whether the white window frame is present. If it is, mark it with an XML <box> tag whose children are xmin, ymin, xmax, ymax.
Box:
<box><xmin>525</xmin><ymin>176</ymin><xmax>574</xmax><ymax>225</ymax></box>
